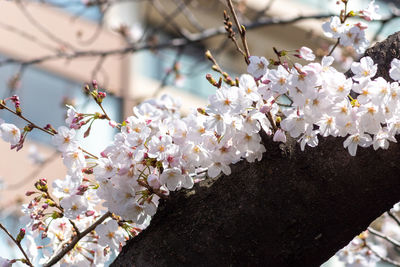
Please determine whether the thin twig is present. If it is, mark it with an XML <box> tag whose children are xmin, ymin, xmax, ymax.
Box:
<box><xmin>0</xmin><ymin>102</ymin><xmax>98</xmax><ymax>159</ymax></box>
<box><xmin>91</xmin><ymin>55</ymin><xmax>107</xmax><ymax>82</ymax></box>
<box><xmin>137</xmin><ymin>180</ymin><xmax>168</xmax><ymax>200</ymax></box>
<box><xmin>16</xmin><ymin>0</ymin><xmax>77</xmax><ymax>51</ymax></box>
<box><xmin>98</xmin><ymin>103</ymin><xmax>111</xmax><ymax>121</ymax></box>
<box><xmin>0</xmin><ymin>102</ymin><xmax>55</xmax><ymax>136</ymax></box>
<box><xmin>0</xmin><ymin>21</ymin><xmax>59</xmax><ymax>53</ymax></box>
<box><xmin>226</xmin><ymin>0</ymin><xmax>250</xmax><ymax>64</ymax></box>
<box><xmin>172</xmin><ymin>0</ymin><xmax>205</xmax><ymax>32</ymax></box>
<box><xmin>152</xmin><ymin>46</ymin><xmax>185</xmax><ymax>97</ymax></box>
<box><xmin>327</xmin><ymin>38</ymin><xmax>340</xmax><ymax>56</ymax></box>
<box><xmin>0</xmin><ymin>222</ymin><xmax>34</xmax><ymax>266</ymax></box>
<box><xmin>151</xmin><ymin>0</ymin><xmax>188</xmax><ymax>38</ymax></box>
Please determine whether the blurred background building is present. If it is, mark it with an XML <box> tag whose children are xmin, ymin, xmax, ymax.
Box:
<box><xmin>0</xmin><ymin>0</ymin><xmax>399</xmax><ymax>265</ymax></box>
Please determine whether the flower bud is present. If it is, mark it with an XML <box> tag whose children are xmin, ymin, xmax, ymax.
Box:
<box><xmin>16</xmin><ymin>228</ymin><xmax>25</xmax><ymax>243</ymax></box>
<box><xmin>82</xmin><ymin>168</ymin><xmax>94</xmax><ymax>174</ymax></box>
<box><xmin>25</xmin><ymin>191</ymin><xmax>36</xmax><ymax>196</ymax></box>
<box><xmin>86</xmin><ymin>210</ymin><xmax>95</xmax><ymax>217</ymax></box>
<box><xmin>205</xmin><ymin>50</ymin><xmax>212</xmax><ymax>60</ymax></box>
<box><xmin>92</xmin><ymin>80</ymin><xmax>98</xmax><ymax>90</ymax></box>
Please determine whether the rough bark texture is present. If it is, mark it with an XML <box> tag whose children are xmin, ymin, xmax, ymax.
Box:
<box><xmin>112</xmin><ymin>32</ymin><xmax>400</xmax><ymax>267</ymax></box>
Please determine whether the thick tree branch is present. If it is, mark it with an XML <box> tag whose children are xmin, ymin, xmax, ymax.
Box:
<box><xmin>111</xmin><ymin>32</ymin><xmax>400</xmax><ymax>266</ymax></box>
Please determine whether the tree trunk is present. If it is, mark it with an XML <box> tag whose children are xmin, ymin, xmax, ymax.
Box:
<box><xmin>112</xmin><ymin>32</ymin><xmax>400</xmax><ymax>267</ymax></box>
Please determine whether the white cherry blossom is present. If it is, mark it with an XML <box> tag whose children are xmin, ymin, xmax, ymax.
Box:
<box><xmin>247</xmin><ymin>56</ymin><xmax>269</xmax><ymax>79</ymax></box>
<box><xmin>0</xmin><ymin>123</ymin><xmax>20</xmax><ymax>145</ymax></box>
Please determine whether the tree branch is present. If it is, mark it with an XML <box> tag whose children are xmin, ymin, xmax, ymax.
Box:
<box><xmin>0</xmin><ymin>223</ymin><xmax>33</xmax><ymax>266</ymax></box>
<box><xmin>43</xmin><ymin>212</ymin><xmax>112</xmax><ymax>267</ymax></box>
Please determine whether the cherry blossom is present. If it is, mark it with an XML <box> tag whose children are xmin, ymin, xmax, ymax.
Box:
<box><xmin>389</xmin><ymin>58</ymin><xmax>400</xmax><ymax>81</ymax></box>
<box><xmin>247</xmin><ymin>56</ymin><xmax>269</xmax><ymax>79</ymax></box>
<box><xmin>359</xmin><ymin>0</ymin><xmax>381</xmax><ymax>21</ymax></box>
<box><xmin>0</xmin><ymin>123</ymin><xmax>20</xmax><ymax>145</ymax></box>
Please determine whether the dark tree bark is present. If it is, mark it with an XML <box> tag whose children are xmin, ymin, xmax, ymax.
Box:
<box><xmin>112</xmin><ymin>32</ymin><xmax>400</xmax><ymax>267</ymax></box>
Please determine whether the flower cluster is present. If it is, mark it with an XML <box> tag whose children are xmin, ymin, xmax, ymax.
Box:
<box><xmin>336</xmin><ymin>231</ymin><xmax>382</xmax><ymax>267</ymax></box>
<box><xmin>91</xmin><ymin>81</ymin><xmax>269</xmax><ymax>221</ymax></box>
<box><xmin>19</xmin><ymin>174</ymin><xmax>133</xmax><ymax>265</ymax></box>
<box><xmin>246</xmin><ymin>52</ymin><xmax>400</xmax><ymax>156</ymax></box>
<box><xmin>322</xmin><ymin>0</ymin><xmax>381</xmax><ymax>54</ymax></box>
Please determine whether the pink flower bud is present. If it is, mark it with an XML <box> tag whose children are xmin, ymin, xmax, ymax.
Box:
<box><xmin>16</xmin><ymin>228</ymin><xmax>25</xmax><ymax>243</ymax></box>
<box><xmin>86</xmin><ymin>210</ymin><xmax>95</xmax><ymax>217</ymax></box>
<box><xmin>109</xmin><ymin>120</ymin><xmax>118</xmax><ymax>128</ymax></box>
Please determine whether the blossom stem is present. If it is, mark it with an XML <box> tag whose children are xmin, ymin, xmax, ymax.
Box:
<box><xmin>98</xmin><ymin>103</ymin><xmax>111</xmax><ymax>121</ymax></box>
<box><xmin>0</xmin><ymin>222</ymin><xmax>33</xmax><ymax>267</ymax></box>
<box><xmin>0</xmin><ymin>102</ymin><xmax>54</xmax><ymax>136</ymax></box>
<box><xmin>137</xmin><ymin>180</ymin><xmax>168</xmax><ymax>200</ymax></box>
<box><xmin>327</xmin><ymin>38</ymin><xmax>340</xmax><ymax>56</ymax></box>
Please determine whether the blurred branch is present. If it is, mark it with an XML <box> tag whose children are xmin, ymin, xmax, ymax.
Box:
<box><xmin>152</xmin><ymin>46</ymin><xmax>185</xmax><ymax>97</ymax></box>
<box><xmin>0</xmin><ymin>21</ymin><xmax>59</xmax><ymax>53</ymax></box>
<box><xmin>6</xmin><ymin>151</ymin><xmax>59</xmax><ymax>190</ymax></box>
<box><xmin>0</xmin><ymin>13</ymin><xmax>335</xmax><ymax>68</ymax></box>
<box><xmin>151</xmin><ymin>0</ymin><xmax>190</xmax><ymax>38</ymax></box>
<box><xmin>172</xmin><ymin>0</ymin><xmax>205</xmax><ymax>32</ymax></box>
<box><xmin>16</xmin><ymin>0</ymin><xmax>77</xmax><ymax>51</ymax></box>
